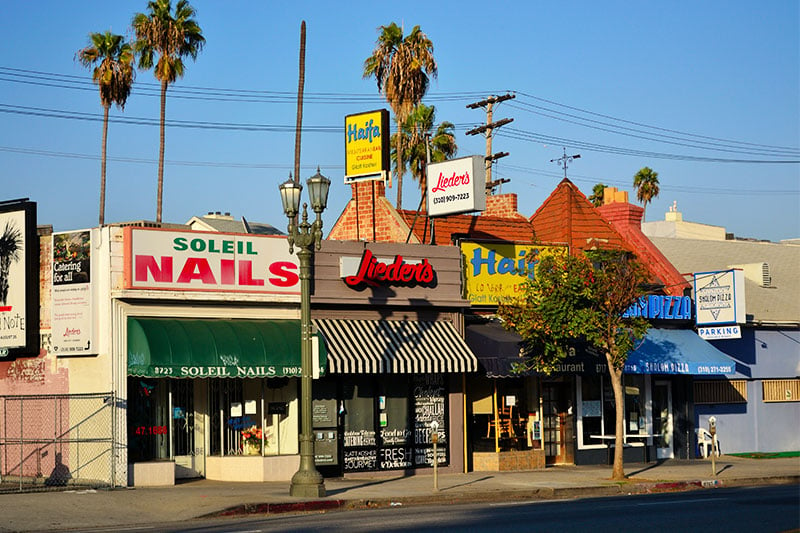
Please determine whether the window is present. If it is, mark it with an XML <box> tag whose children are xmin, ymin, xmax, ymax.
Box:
<box><xmin>762</xmin><ymin>379</ymin><xmax>800</xmax><ymax>402</ymax></box>
<box><xmin>579</xmin><ymin>374</ymin><xmax>647</xmax><ymax>448</ymax></box>
<box><xmin>694</xmin><ymin>380</ymin><xmax>747</xmax><ymax>404</ymax></box>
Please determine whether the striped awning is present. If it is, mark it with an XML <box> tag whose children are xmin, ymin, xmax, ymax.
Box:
<box><xmin>313</xmin><ymin>319</ymin><xmax>478</xmax><ymax>374</ymax></box>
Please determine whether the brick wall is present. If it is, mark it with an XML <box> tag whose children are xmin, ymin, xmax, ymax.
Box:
<box><xmin>328</xmin><ymin>181</ymin><xmax>416</xmax><ymax>243</ymax></box>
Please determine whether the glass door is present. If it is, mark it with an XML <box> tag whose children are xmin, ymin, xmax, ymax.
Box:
<box><xmin>653</xmin><ymin>380</ymin><xmax>674</xmax><ymax>459</ymax></box>
<box><xmin>171</xmin><ymin>380</ymin><xmax>203</xmax><ymax>478</ymax></box>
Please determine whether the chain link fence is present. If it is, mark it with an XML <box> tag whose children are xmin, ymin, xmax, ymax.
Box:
<box><xmin>0</xmin><ymin>393</ymin><xmax>117</xmax><ymax>492</ymax></box>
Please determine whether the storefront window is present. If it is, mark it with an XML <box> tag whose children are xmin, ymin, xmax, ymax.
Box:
<box><xmin>579</xmin><ymin>374</ymin><xmax>648</xmax><ymax>447</ymax></box>
<box><xmin>340</xmin><ymin>375</ymin><xmax>448</xmax><ymax>472</ymax></box>
<box><xmin>468</xmin><ymin>377</ymin><xmax>536</xmax><ymax>453</ymax></box>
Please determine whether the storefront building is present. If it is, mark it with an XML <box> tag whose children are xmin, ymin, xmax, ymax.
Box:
<box><xmin>309</xmin><ymin>240</ymin><xmax>478</xmax><ymax>476</ymax></box>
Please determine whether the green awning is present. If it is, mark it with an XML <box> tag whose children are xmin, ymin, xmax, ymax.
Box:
<box><xmin>127</xmin><ymin>318</ymin><xmax>326</xmax><ymax>378</ymax></box>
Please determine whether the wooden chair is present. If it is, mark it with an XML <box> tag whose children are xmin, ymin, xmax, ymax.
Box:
<box><xmin>486</xmin><ymin>405</ymin><xmax>515</xmax><ymax>438</ymax></box>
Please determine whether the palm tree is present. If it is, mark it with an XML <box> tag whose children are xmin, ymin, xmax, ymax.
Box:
<box><xmin>0</xmin><ymin>222</ymin><xmax>23</xmax><ymax>306</ymax></box>
<box><xmin>364</xmin><ymin>22</ymin><xmax>437</xmax><ymax>211</ymax></box>
<box><xmin>391</xmin><ymin>103</ymin><xmax>457</xmax><ymax>193</ymax></box>
<box><xmin>587</xmin><ymin>182</ymin><xmax>607</xmax><ymax>207</ymax></box>
<box><xmin>633</xmin><ymin>167</ymin><xmax>660</xmax><ymax>221</ymax></box>
<box><xmin>77</xmin><ymin>31</ymin><xmax>135</xmax><ymax>226</ymax></box>
<box><xmin>132</xmin><ymin>0</ymin><xmax>205</xmax><ymax>224</ymax></box>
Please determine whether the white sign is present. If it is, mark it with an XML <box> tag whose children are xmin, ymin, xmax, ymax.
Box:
<box><xmin>51</xmin><ymin>229</ymin><xmax>98</xmax><ymax>356</ymax></box>
<box><xmin>694</xmin><ymin>269</ymin><xmax>745</xmax><ymax>326</ymax></box>
<box><xmin>426</xmin><ymin>155</ymin><xmax>486</xmax><ymax>217</ymax></box>
<box><xmin>0</xmin><ymin>208</ymin><xmax>30</xmax><ymax>351</ymax></box>
<box><xmin>125</xmin><ymin>227</ymin><xmax>300</xmax><ymax>296</ymax></box>
<box><xmin>698</xmin><ymin>325</ymin><xmax>742</xmax><ymax>340</ymax></box>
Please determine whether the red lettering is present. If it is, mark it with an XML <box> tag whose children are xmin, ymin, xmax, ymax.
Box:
<box><xmin>220</xmin><ymin>259</ymin><xmax>235</xmax><ymax>285</ymax></box>
<box><xmin>268</xmin><ymin>261</ymin><xmax>299</xmax><ymax>287</ymax></box>
<box><xmin>237</xmin><ymin>260</ymin><xmax>265</xmax><ymax>286</ymax></box>
<box><xmin>344</xmin><ymin>251</ymin><xmax>435</xmax><ymax>287</ymax></box>
<box><xmin>135</xmin><ymin>255</ymin><xmax>173</xmax><ymax>282</ymax></box>
<box><xmin>177</xmin><ymin>258</ymin><xmax>216</xmax><ymax>284</ymax></box>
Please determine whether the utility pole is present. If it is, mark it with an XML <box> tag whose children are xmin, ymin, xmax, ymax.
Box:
<box><xmin>466</xmin><ymin>93</ymin><xmax>514</xmax><ymax>193</ymax></box>
<box><xmin>551</xmin><ymin>147</ymin><xmax>581</xmax><ymax>179</ymax></box>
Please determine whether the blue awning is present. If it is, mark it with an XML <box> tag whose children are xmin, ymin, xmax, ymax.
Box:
<box><xmin>624</xmin><ymin>328</ymin><xmax>736</xmax><ymax>375</ymax></box>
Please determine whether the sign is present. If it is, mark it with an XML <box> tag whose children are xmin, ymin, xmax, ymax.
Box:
<box><xmin>344</xmin><ymin>109</ymin><xmax>390</xmax><ymax>183</ymax></box>
<box><xmin>460</xmin><ymin>242</ymin><xmax>566</xmax><ymax>305</ymax></box>
<box><xmin>694</xmin><ymin>269</ymin><xmax>745</xmax><ymax>326</ymax></box>
<box><xmin>51</xmin><ymin>229</ymin><xmax>97</xmax><ymax>356</ymax></box>
<box><xmin>124</xmin><ymin>227</ymin><xmax>300</xmax><ymax>296</ymax></box>
<box><xmin>623</xmin><ymin>295</ymin><xmax>693</xmax><ymax>320</ymax></box>
<box><xmin>698</xmin><ymin>325</ymin><xmax>742</xmax><ymax>340</ymax></box>
<box><xmin>0</xmin><ymin>200</ymin><xmax>39</xmax><ymax>356</ymax></box>
<box><xmin>340</xmin><ymin>249</ymin><xmax>435</xmax><ymax>287</ymax></box>
<box><xmin>427</xmin><ymin>155</ymin><xmax>486</xmax><ymax>216</ymax></box>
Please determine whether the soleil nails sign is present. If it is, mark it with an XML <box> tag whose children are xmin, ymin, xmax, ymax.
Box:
<box><xmin>341</xmin><ymin>249</ymin><xmax>435</xmax><ymax>287</ymax></box>
<box><xmin>426</xmin><ymin>155</ymin><xmax>486</xmax><ymax>217</ymax></box>
<box><xmin>123</xmin><ymin>227</ymin><xmax>300</xmax><ymax>296</ymax></box>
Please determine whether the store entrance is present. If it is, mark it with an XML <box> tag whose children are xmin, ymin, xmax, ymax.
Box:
<box><xmin>653</xmin><ymin>380</ymin><xmax>674</xmax><ymax>459</ymax></box>
<box><xmin>542</xmin><ymin>381</ymin><xmax>573</xmax><ymax>465</ymax></box>
<box><xmin>171</xmin><ymin>380</ymin><xmax>206</xmax><ymax>478</ymax></box>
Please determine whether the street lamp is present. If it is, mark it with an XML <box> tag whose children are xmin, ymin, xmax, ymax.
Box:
<box><xmin>279</xmin><ymin>168</ymin><xmax>330</xmax><ymax>498</ymax></box>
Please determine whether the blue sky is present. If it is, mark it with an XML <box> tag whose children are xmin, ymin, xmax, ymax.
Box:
<box><xmin>2</xmin><ymin>1</ymin><xmax>798</xmax><ymax>241</ymax></box>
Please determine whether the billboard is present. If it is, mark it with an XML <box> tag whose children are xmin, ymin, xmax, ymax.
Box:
<box><xmin>344</xmin><ymin>109</ymin><xmax>390</xmax><ymax>183</ymax></box>
<box><xmin>460</xmin><ymin>242</ymin><xmax>566</xmax><ymax>305</ymax></box>
<box><xmin>123</xmin><ymin>227</ymin><xmax>300</xmax><ymax>297</ymax></box>
<box><xmin>427</xmin><ymin>155</ymin><xmax>486</xmax><ymax>217</ymax></box>
<box><xmin>693</xmin><ymin>269</ymin><xmax>745</xmax><ymax>326</ymax></box>
<box><xmin>0</xmin><ymin>199</ymin><xmax>39</xmax><ymax>357</ymax></box>
<box><xmin>51</xmin><ymin>229</ymin><xmax>98</xmax><ymax>356</ymax></box>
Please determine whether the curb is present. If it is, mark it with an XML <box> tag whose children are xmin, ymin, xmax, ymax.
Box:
<box><xmin>203</xmin><ymin>475</ymin><xmax>800</xmax><ymax>518</ymax></box>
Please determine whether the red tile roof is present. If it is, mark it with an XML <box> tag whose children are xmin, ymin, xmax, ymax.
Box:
<box><xmin>398</xmin><ymin>210</ymin><xmax>535</xmax><ymax>245</ymax></box>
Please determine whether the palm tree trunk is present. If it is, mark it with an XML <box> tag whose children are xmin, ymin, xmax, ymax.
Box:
<box><xmin>293</xmin><ymin>21</ymin><xmax>306</xmax><ymax>185</ymax></box>
<box><xmin>396</xmin><ymin>115</ymin><xmax>404</xmax><ymax>211</ymax></box>
<box><xmin>99</xmin><ymin>104</ymin><xmax>110</xmax><ymax>226</ymax></box>
<box><xmin>157</xmin><ymin>80</ymin><xmax>167</xmax><ymax>224</ymax></box>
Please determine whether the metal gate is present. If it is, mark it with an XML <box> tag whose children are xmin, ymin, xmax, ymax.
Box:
<box><xmin>0</xmin><ymin>393</ymin><xmax>117</xmax><ymax>492</ymax></box>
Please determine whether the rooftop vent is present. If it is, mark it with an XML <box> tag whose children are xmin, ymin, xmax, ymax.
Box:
<box><xmin>729</xmin><ymin>262</ymin><xmax>772</xmax><ymax>288</ymax></box>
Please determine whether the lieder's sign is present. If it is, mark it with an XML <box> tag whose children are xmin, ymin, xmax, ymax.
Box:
<box><xmin>341</xmin><ymin>249</ymin><xmax>434</xmax><ymax>287</ymax></box>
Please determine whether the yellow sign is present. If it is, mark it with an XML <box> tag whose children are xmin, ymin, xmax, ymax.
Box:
<box><xmin>345</xmin><ymin>109</ymin><xmax>389</xmax><ymax>182</ymax></box>
<box><xmin>460</xmin><ymin>242</ymin><xmax>566</xmax><ymax>305</ymax></box>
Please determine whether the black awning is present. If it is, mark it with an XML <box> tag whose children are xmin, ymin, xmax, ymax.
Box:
<box><xmin>465</xmin><ymin>322</ymin><xmax>531</xmax><ymax>378</ymax></box>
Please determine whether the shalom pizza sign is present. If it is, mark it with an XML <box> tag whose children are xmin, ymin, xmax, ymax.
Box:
<box><xmin>123</xmin><ymin>227</ymin><xmax>300</xmax><ymax>297</ymax></box>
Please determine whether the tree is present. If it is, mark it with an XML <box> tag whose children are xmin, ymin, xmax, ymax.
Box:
<box><xmin>588</xmin><ymin>183</ymin><xmax>607</xmax><ymax>208</ymax></box>
<box><xmin>0</xmin><ymin>221</ymin><xmax>23</xmax><ymax>306</ymax></box>
<box><xmin>633</xmin><ymin>167</ymin><xmax>660</xmax><ymax>221</ymax></box>
<box><xmin>497</xmin><ymin>248</ymin><xmax>650</xmax><ymax>480</ymax></box>
<box><xmin>77</xmin><ymin>31</ymin><xmax>135</xmax><ymax>226</ymax></box>
<box><xmin>132</xmin><ymin>0</ymin><xmax>204</xmax><ymax>223</ymax></box>
<box><xmin>391</xmin><ymin>103</ymin><xmax>457</xmax><ymax>194</ymax></box>
<box><xmin>364</xmin><ymin>22</ymin><xmax>437</xmax><ymax>211</ymax></box>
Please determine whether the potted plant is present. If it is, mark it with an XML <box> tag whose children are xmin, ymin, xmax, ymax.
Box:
<box><xmin>241</xmin><ymin>425</ymin><xmax>264</xmax><ymax>455</ymax></box>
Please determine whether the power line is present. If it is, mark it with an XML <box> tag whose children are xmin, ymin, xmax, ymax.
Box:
<box><xmin>513</xmin><ymin>90</ymin><xmax>798</xmax><ymax>153</ymax></box>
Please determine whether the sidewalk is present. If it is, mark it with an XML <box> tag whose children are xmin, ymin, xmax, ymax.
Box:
<box><xmin>1</xmin><ymin>455</ymin><xmax>798</xmax><ymax>532</ymax></box>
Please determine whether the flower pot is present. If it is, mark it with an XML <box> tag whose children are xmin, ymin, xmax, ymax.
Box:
<box><xmin>243</xmin><ymin>442</ymin><xmax>261</xmax><ymax>456</ymax></box>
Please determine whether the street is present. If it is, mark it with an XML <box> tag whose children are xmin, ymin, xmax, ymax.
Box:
<box><xmin>71</xmin><ymin>484</ymin><xmax>800</xmax><ymax>533</ymax></box>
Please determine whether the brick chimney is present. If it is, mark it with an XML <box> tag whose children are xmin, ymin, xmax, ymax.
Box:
<box><xmin>598</xmin><ymin>187</ymin><xmax>643</xmax><ymax>228</ymax></box>
<box><xmin>483</xmin><ymin>193</ymin><xmax>525</xmax><ymax>219</ymax></box>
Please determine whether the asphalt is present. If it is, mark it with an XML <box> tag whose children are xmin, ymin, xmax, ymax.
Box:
<box><xmin>1</xmin><ymin>455</ymin><xmax>798</xmax><ymax>532</ymax></box>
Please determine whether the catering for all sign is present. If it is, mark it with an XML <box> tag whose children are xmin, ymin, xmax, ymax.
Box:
<box><xmin>460</xmin><ymin>242</ymin><xmax>566</xmax><ymax>305</ymax></box>
<box><xmin>427</xmin><ymin>155</ymin><xmax>486</xmax><ymax>216</ymax></box>
<box><xmin>51</xmin><ymin>229</ymin><xmax>98</xmax><ymax>356</ymax></box>
<box><xmin>124</xmin><ymin>227</ymin><xmax>300</xmax><ymax>296</ymax></box>
<box><xmin>344</xmin><ymin>109</ymin><xmax>390</xmax><ymax>183</ymax></box>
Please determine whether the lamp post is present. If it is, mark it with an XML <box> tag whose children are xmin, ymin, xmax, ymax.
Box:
<box><xmin>279</xmin><ymin>168</ymin><xmax>330</xmax><ymax>498</ymax></box>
